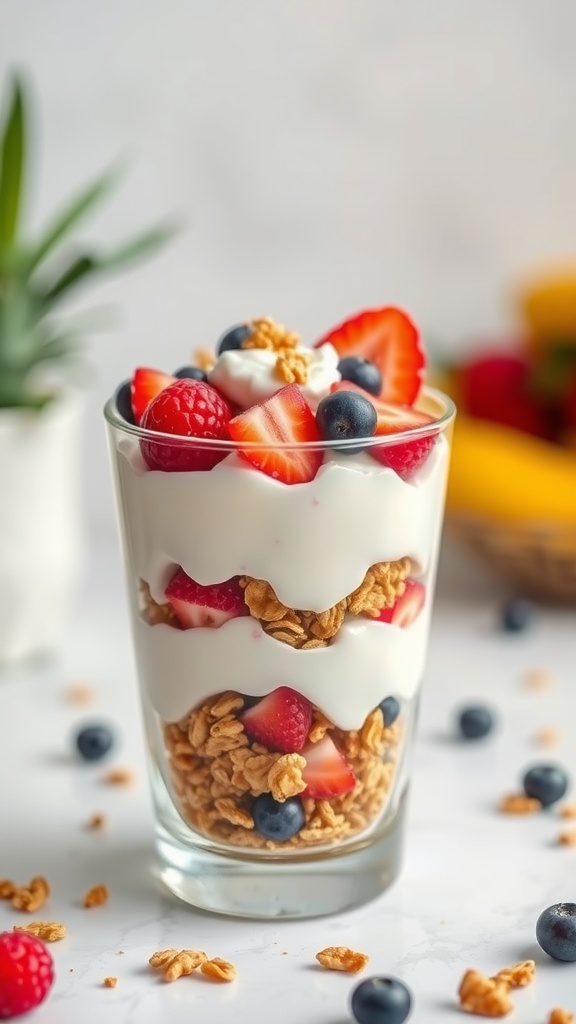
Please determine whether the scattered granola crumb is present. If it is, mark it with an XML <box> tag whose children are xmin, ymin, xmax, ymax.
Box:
<box><xmin>0</xmin><ymin>879</ymin><xmax>16</xmax><ymax>899</ymax></box>
<box><xmin>117</xmin><ymin>951</ymin><xmax>125</xmax><ymax>955</ymax></box>
<box><xmin>458</xmin><ymin>968</ymin><xmax>513</xmax><ymax>1016</ymax></box>
<box><xmin>533</xmin><ymin>727</ymin><xmax>560</xmax><ymax>747</ymax></box>
<box><xmin>491</xmin><ymin>960</ymin><xmax>535</xmax><ymax>987</ymax></box>
<box><xmin>13</xmin><ymin>921</ymin><xmax>66</xmax><ymax>943</ymax></box>
<box><xmin>149</xmin><ymin>948</ymin><xmax>207</xmax><ymax>981</ymax></box>
<box><xmin>193</xmin><ymin>347</ymin><xmax>216</xmax><ymax>372</ymax></box>
<box><xmin>103</xmin><ymin>976</ymin><xmax>118</xmax><ymax>988</ymax></box>
<box><xmin>559</xmin><ymin>804</ymin><xmax>576</xmax><ymax>819</ymax></box>
<box><xmin>64</xmin><ymin>684</ymin><xmax>95</xmax><ymax>705</ymax></box>
<box><xmin>315</xmin><ymin>946</ymin><xmax>369</xmax><ymax>973</ymax></box>
<box><xmin>11</xmin><ymin>877</ymin><xmax>51</xmax><ymax>913</ymax></box>
<box><xmin>86</xmin><ymin>813</ymin><xmax>106</xmax><ymax>830</ymax></box>
<box><xmin>200</xmin><ymin>958</ymin><xmax>237</xmax><ymax>982</ymax></box>
<box><xmin>83</xmin><ymin>885</ymin><xmax>109</xmax><ymax>908</ymax></box>
<box><xmin>548</xmin><ymin>1010</ymin><xmax>574</xmax><ymax>1024</ymax></box>
<box><xmin>102</xmin><ymin>768</ymin><xmax>133</xmax><ymax>786</ymax></box>
<box><xmin>498</xmin><ymin>793</ymin><xmax>542</xmax><ymax>815</ymax></box>
<box><xmin>524</xmin><ymin>668</ymin><xmax>552</xmax><ymax>690</ymax></box>
<box><xmin>558</xmin><ymin>831</ymin><xmax>576</xmax><ymax>846</ymax></box>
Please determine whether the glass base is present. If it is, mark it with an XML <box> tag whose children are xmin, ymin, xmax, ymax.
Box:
<box><xmin>154</xmin><ymin>791</ymin><xmax>407</xmax><ymax>919</ymax></box>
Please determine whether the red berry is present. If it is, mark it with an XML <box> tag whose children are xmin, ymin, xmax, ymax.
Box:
<box><xmin>378</xmin><ymin>579</ymin><xmax>426</xmax><ymax>627</ymax></box>
<box><xmin>228</xmin><ymin>384</ymin><xmax>323</xmax><ymax>484</ymax></box>
<box><xmin>459</xmin><ymin>350</ymin><xmax>549</xmax><ymax>437</ymax></box>
<box><xmin>140</xmin><ymin>379</ymin><xmax>233</xmax><ymax>472</ymax></box>
<box><xmin>241</xmin><ymin>687</ymin><xmax>313</xmax><ymax>753</ymax></box>
<box><xmin>315</xmin><ymin>307</ymin><xmax>425</xmax><ymax>405</ymax></box>
<box><xmin>164</xmin><ymin>569</ymin><xmax>248</xmax><ymax>629</ymax></box>
<box><xmin>130</xmin><ymin>366</ymin><xmax>176</xmax><ymax>424</ymax></box>
<box><xmin>300</xmin><ymin>735</ymin><xmax>356</xmax><ymax>798</ymax></box>
<box><xmin>0</xmin><ymin>931</ymin><xmax>54</xmax><ymax>1020</ymax></box>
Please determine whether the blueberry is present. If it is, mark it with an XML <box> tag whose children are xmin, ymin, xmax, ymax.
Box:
<box><xmin>316</xmin><ymin>391</ymin><xmax>377</xmax><ymax>453</ymax></box>
<box><xmin>173</xmin><ymin>365</ymin><xmax>207</xmax><ymax>382</ymax></box>
<box><xmin>75</xmin><ymin>724</ymin><xmax>114</xmax><ymax>762</ymax></box>
<box><xmin>217</xmin><ymin>323</ymin><xmax>253</xmax><ymax>355</ymax></box>
<box><xmin>252</xmin><ymin>793</ymin><xmax>305</xmax><ymax>841</ymax></box>
<box><xmin>115</xmin><ymin>380</ymin><xmax>135</xmax><ymax>424</ymax></box>
<box><xmin>379</xmin><ymin>696</ymin><xmax>400</xmax><ymax>728</ymax></box>
<box><xmin>522</xmin><ymin>763</ymin><xmax>569</xmax><ymax>807</ymax></box>
<box><xmin>338</xmin><ymin>356</ymin><xmax>382</xmax><ymax>397</ymax></box>
<box><xmin>536</xmin><ymin>903</ymin><xmax>576</xmax><ymax>961</ymax></box>
<box><xmin>501</xmin><ymin>598</ymin><xmax>534</xmax><ymax>633</ymax></box>
<box><xmin>350</xmin><ymin>976</ymin><xmax>412</xmax><ymax>1024</ymax></box>
<box><xmin>457</xmin><ymin>705</ymin><xmax>495</xmax><ymax>740</ymax></box>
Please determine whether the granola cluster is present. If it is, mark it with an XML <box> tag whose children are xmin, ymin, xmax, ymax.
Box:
<box><xmin>163</xmin><ymin>691</ymin><xmax>402</xmax><ymax>850</ymax></box>
<box><xmin>0</xmin><ymin>876</ymin><xmax>50</xmax><ymax>913</ymax></box>
<box><xmin>457</xmin><ymin>960</ymin><xmax>535</xmax><ymax>1017</ymax></box>
<box><xmin>149</xmin><ymin>948</ymin><xmax>236</xmax><ymax>983</ymax></box>
<box><xmin>141</xmin><ymin>557</ymin><xmax>411</xmax><ymax>650</ymax></box>
<box><xmin>239</xmin><ymin>315</ymin><xmax>311</xmax><ymax>386</ymax></box>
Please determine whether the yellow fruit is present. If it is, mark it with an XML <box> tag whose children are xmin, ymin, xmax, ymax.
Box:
<box><xmin>518</xmin><ymin>266</ymin><xmax>576</xmax><ymax>348</ymax></box>
<box><xmin>446</xmin><ymin>415</ymin><xmax>576</xmax><ymax>525</ymax></box>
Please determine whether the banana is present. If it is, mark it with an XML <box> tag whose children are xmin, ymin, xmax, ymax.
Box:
<box><xmin>446</xmin><ymin>415</ymin><xmax>576</xmax><ymax>525</ymax></box>
<box><xmin>517</xmin><ymin>266</ymin><xmax>576</xmax><ymax>350</ymax></box>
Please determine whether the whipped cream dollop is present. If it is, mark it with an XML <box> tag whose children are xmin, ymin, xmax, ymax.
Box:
<box><xmin>208</xmin><ymin>342</ymin><xmax>340</xmax><ymax>410</ymax></box>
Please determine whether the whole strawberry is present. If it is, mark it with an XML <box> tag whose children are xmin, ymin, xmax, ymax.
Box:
<box><xmin>0</xmin><ymin>931</ymin><xmax>54</xmax><ymax>1019</ymax></box>
<box><xmin>140</xmin><ymin>379</ymin><xmax>233</xmax><ymax>471</ymax></box>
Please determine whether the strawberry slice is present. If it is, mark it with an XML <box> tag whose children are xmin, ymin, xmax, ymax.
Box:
<box><xmin>228</xmin><ymin>384</ymin><xmax>323</xmax><ymax>484</ymax></box>
<box><xmin>315</xmin><ymin>307</ymin><xmax>425</xmax><ymax>405</ymax></box>
<box><xmin>301</xmin><ymin>735</ymin><xmax>356</xmax><ymax>798</ymax></box>
<box><xmin>164</xmin><ymin>569</ymin><xmax>249</xmax><ymax>629</ymax></box>
<box><xmin>131</xmin><ymin>367</ymin><xmax>176</xmax><ymax>424</ymax></box>
<box><xmin>330</xmin><ymin>380</ymin><xmax>438</xmax><ymax>479</ymax></box>
<box><xmin>378</xmin><ymin>579</ymin><xmax>426</xmax><ymax>627</ymax></box>
<box><xmin>241</xmin><ymin>686</ymin><xmax>313</xmax><ymax>753</ymax></box>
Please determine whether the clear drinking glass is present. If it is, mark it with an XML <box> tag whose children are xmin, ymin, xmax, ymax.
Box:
<box><xmin>105</xmin><ymin>387</ymin><xmax>455</xmax><ymax>919</ymax></box>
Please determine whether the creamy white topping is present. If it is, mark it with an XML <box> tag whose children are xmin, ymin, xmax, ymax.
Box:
<box><xmin>208</xmin><ymin>342</ymin><xmax>340</xmax><ymax>410</ymax></box>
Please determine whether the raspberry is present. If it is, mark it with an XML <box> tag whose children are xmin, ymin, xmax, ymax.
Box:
<box><xmin>0</xmin><ymin>931</ymin><xmax>54</xmax><ymax>1019</ymax></box>
<box><xmin>140</xmin><ymin>379</ymin><xmax>233</xmax><ymax>472</ymax></box>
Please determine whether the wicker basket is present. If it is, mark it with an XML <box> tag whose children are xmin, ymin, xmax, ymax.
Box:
<box><xmin>447</xmin><ymin>515</ymin><xmax>576</xmax><ymax>603</ymax></box>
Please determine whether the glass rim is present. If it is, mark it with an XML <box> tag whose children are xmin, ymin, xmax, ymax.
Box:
<box><xmin>104</xmin><ymin>385</ymin><xmax>456</xmax><ymax>453</ymax></box>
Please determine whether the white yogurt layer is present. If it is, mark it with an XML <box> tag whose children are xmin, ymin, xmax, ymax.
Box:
<box><xmin>133</xmin><ymin>611</ymin><xmax>430</xmax><ymax>729</ymax></box>
<box><xmin>208</xmin><ymin>342</ymin><xmax>340</xmax><ymax>410</ymax></box>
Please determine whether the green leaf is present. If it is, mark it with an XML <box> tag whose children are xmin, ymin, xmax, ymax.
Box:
<box><xmin>42</xmin><ymin>254</ymin><xmax>97</xmax><ymax>304</ymax></box>
<box><xmin>25</xmin><ymin>164</ymin><xmax>122</xmax><ymax>274</ymax></box>
<box><xmin>0</xmin><ymin>76</ymin><xmax>26</xmax><ymax>254</ymax></box>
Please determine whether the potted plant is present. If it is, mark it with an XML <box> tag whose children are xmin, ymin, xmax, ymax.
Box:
<box><xmin>0</xmin><ymin>74</ymin><xmax>174</xmax><ymax>664</ymax></box>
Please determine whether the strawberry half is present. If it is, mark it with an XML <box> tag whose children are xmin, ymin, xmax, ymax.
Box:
<box><xmin>241</xmin><ymin>686</ymin><xmax>313</xmax><ymax>753</ymax></box>
<box><xmin>131</xmin><ymin>367</ymin><xmax>176</xmax><ymax>424</ymax></box>
<box><xmin>378</xmin><ymin>579</ymin><xmax>426</xmax><ymax>627</ymax></box>
<box><xmin>228</xmin><ymin>384</ymin><xmax>323</xmax><ymax>484</ymax></box>
<box><xmin>315</xmin><ymin>307</ymin><xmax>425</xmax><ymax>405</ymax></box>
<box><xmin>164</xmin><ymin>569</ymin><xmax>249</xmax><ymax>628</ymax></box>
<box><xmin>330</xmin><ymin>380</ymin><xmax>438</xmax><ymax>480</ymax></box>
<box><xmin>301</xmin><ymin>735</ymin><xmax>356</xmax><ymax>798</ymax></box>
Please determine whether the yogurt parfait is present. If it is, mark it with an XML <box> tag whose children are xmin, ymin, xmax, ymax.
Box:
<box><xmin>105</xmin><ymin>307</ymin><xmax>454</xmax><ymax>917</ymax></box>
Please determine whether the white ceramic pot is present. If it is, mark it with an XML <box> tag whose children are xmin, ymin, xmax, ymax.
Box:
<box><xmin>0</xmin><ymin>393</ymin><xmax>85</xmax><ymax>665</ymax></box>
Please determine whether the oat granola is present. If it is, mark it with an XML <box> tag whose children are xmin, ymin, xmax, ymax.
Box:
<box><xmin>13</xmin><ymin>921</ymin><xmax>66</xmax><ymax>942</ymax></box>
<box><xmin>11</xmin><ymin>877</ymin><xmax>50</xmax><ymax>913</ymax></box>
<box><xmin>149</xmin><ymin>948</ymin><xmax>207</xmax><ymax>981</ymax></box>
<box><xmin>200</xmin><ymin>958</ymin><xmax>237</xmax><ymax>982</ymax></box>
<box><xmin>491</xmin><ymin>960</ymin><xmax>535</xmax><ymax>987</ymax></box>
<box><xmin>103</xmin><ymin>976</ymin><xmax>118</xmax><ymax>988</ymax></box>
<box><xmin>458</xmin><ymin>968</ymin><xmax>513</xmax><ymax>1017</ymax></box>
<box><xmin>83</xmin><ymin>884</ymin><xmax>109</xmax><ymax>908</ymax></box>
<box><xmin>548</xmin><ymin>1010</ymin><xmax>575</xmax><ymax>1024</ymax></box>
<box><xmin>315</xmin><ymin>946</ymin><xmax>369</xmax><ymax>973</ymax></box>
<box><xmin>498</xmin><ymin>794</ymin><xmax>542</xmax><ymax>815</ymax></box>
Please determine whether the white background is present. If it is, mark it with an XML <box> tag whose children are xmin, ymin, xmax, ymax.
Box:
<box><xmin>2</xmin><ymin>0</ymin><xmax>576</xmax><ymax>531</ymax></box>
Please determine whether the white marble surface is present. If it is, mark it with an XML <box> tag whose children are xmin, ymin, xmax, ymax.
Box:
<box><xmin>1</xmin><ymin>538</ymin><xmax>576</xmax><ymax>1022</ymax></box>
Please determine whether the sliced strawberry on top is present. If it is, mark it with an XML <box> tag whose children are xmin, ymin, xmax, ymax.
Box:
<box><xmin>131</xmin><ymin>367</ymin><xmax>177</xmax><ymax>424</ymax></box>
<box><xmin>228</xmin><ymin>384</ymin><xmax>323</xmax><ymax>484</ymax></box>
<box><xmin>315</xmin><ymin>307</ymin><xmax>425</xmax><ymax>405</ymax></box>
<box><xmin>378</xmin><ymin>579</ymin><xmax>426</xmax><ymax>627</ymax></box>
<box><xmin>164</xmin><ymin>569</ymin><xmax>249</xmax><ymax>629</ymax></box>
<box><xmin>330</xmin><ymin>380</ymin><xmax>438</xmax><ymax>480</ymax></box>
<box><xmin>301</xmin><ymin>735</ymin><xmax>356</xmax><ymax>799</ymax></box>
<box><xmin>241</xmin><ymin>686</ymin><xmax>313</xmax><ymax>753</ymax></box>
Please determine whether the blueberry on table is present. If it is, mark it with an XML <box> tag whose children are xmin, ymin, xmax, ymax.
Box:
<box><xmin>378</xmin><ymin>696</ymin><xmax>400</xmax><ymax>728</ymax></box>
<box><xmin>522</xmin><ymin>763</ymin><xmax>569</xmax><ymax>807</ymax></box>
<box><xmin>217</xmin><ymin>323</ymin><xmax>253</xmax><ymax>354</ymax></box>
<box><xmin>252</xmin><ymin>793</ymin><xmax>305</xmax><ymax>841</ymax></box>
<box><xmin>75</xmin><ymin>724</ymin><xmax>114</xmax><ymax>762</ymax></box>
<box><xmin>501</xmin><ymin>598</ymin><xmax>534</xmax><ymax>633</ymax></box>
<box><xmin>316</xmin><ymin>391</ymin><xmax>377</xmax><ymax>453</ymax></box>
<box><xmin>173</xmin><ymin>365</ymin><xmax>207</xmax><ymax>382</ymax></box>
<box><xmin>457</xmin><ymin>705</ymin><xmax>494</xmax><ymax>740</ymax></box>
<box><xmin>337</xmin><ymin>356</ymin><xmax>382</xmax><ymax>396</ymax></box>
<box><xmin>536</xmin><ymin>903</ymin><xmax>576</xmax><ymax>961</ymax></box>
<box><xmin>115</xmin><ymin>380</ymin><xmax>135</xmax><ymax>424</ymax></box>
<box><xmin>350</xmin><ymin>976</ymin><xmax>412</xmax><ymax>1024</ymax></box>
